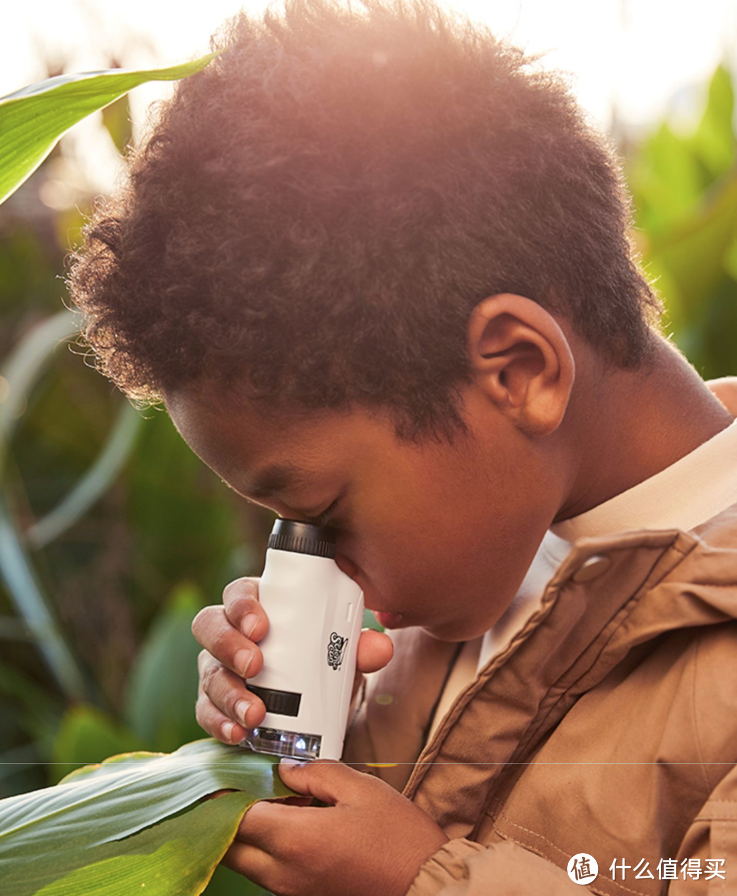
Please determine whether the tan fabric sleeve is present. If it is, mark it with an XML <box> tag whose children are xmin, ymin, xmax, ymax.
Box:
<box><xmin>405</xmin><ymin>838</ymin><xmax>589</xmax><ymax>895</ymax></box>
<box><xmin>669</xmin><ymin>764</ymin><xmax>736</xmax><ymax>895</ymax></box>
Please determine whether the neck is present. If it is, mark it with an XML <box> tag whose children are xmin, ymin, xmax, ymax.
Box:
<box><xmin>554</xmin><ymin>335</ymin><xmax>734</xmax><ymax>523</ymax></box>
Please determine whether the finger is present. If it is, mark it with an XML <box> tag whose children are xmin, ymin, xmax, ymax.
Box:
<box><xmin>197</xmin><ymin>651</ymin><xmax>267</xmax><ymax>731</ymax></box>
<box><xmin>356</xmin><ymin>628</ymin><xmax>394</xmax><ymax>674</ymax></box>
<box><xmin>220</xmin><ymin>838</ymin><xmax>277</xmax><ymax>889</ymax></box>
<box><xmin>194</xmin><ymin>690</ymin><xmax>250</xmax><ymax>744</ymax></box>
<box><xmin>202</xmin><ymin>789</ymin><xmax>312</xmax><ymax>807</ymax></box>
<box><xmin>276</xmin><ymin>757</ymin><xmax>369</xmax><ymax>806</ymax></box>
<box><xmin>222</xmin><ymin>577</ymin><xmax>268</xmax><ymax>641</ymax></box>
<box><xmin>193</xmin><ymin>605</ymin><xmax>262</xmax><ymax>680</ymax></box>
<box><xmin>233</xmin><ymin>798</ymin><xmax>326</xmax><ymax>843</ymax></box>
<box><xmin>200</xmin><ymin>789</ymin><xmax>236</xmax><ymax>801</ymax></box>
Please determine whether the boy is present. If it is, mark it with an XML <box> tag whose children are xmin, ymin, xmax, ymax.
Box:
<box><xmin>67</xmin><ymin>0</ymin><xmax>737</xmax><ymax>893</ymax></box>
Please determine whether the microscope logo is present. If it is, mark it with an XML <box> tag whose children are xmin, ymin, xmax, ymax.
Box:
<box><xmin>327</xmin><ymin>632</ymin><xmax>349</xmax><ymax>670</ymax></box>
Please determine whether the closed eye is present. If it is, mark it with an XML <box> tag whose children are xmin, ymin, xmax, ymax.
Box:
<box><xmin>301</xmin><ymin>495</ymin><xmax>342</xmax><ymax>527</ymax></box>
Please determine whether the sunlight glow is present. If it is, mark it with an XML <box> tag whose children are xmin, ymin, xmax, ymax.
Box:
<box><xmin>3</xmin><ymin>0</ymin><xmax>736</xmax><ymax>193</ymax></box>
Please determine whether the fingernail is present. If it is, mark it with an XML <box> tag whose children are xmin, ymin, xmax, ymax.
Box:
<box><xmin>235</xmin><ymin>699</ymin><xmax>252</xmax><ymax>726</ymax></box>
<box><xmin>280</xmin><ymin>757</ymin><xmax>306</xmax><ymax>766</ymax></box>
<box><xmin>242</xmin><ymin>613</ymin><xmax>259</xmax><ymax>639</ymax></box>
<box><xmin>235</xmin><ymin>648</ymin><xmax>253</xmax><ymax>678</ymax></box>
<box><xmin>222</xmin><ymin>721</ymin><xmax>235</xmax><ymax>741</ymax></box>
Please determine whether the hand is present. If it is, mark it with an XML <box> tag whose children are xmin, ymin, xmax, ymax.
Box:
<box><xmin>212</xmin><ymin>758</ymin><xmax>450</xmax><ymax>896</ymax></box>
<box><xmin>192</xmin><ymin>576</ymin><xmax>394</xmax><ymax>744</ymax></box>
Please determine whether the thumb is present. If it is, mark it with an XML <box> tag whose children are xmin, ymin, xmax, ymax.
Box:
<box><xmin>277</xmin><ymin>757</ymin><xmax>366</xmax><ymax>805</ymax></box>
<box><xmin>357</xmin><ymin>627</ymin><xmax>394</xmax><ymax>674</ymax></box>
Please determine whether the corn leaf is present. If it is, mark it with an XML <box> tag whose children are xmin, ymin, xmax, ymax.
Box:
<box><xmin>0</xmin><ymin>53</ymin><xmax>219</xmax><ymax>205</ymax></box>
<box><xmin>0</xmin><ymin>738</ymin><xmax>297</xmax><ymax>896</ymax></box>
<box><xmin>30</xmin><ymin>791</ymin><xmax>252</xmax><ymax>895</ymax></box>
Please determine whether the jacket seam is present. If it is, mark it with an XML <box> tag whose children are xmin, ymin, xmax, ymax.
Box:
<box><xmin>490</xmin><ymin>815</ymin><xmax>650</xmax><ymax>896</ymax></box>
<box><xmin>403</xmin><ymin>576</ymin><xmax>569</xmax><ymax>793</ymax></box>
<box><xmin>419</xmin><ymin>536</ymin><xmax>672</xmax><ymax>763</ymax></box>
<box><xmin>481</xmin><ymin>537</ymin><xmax>697</xmax><ymax>829</ymax></box>
<box><xmin>412</xmin><ymin>530</ymin><xmax>700</xmax><ymax>798</ymax></box>
<box><xmin>407</xmin><ymin>532</ymin><xmax>697</xmax><ymax>799</ymax></box>
<box><xmin>508</xmin><ymin>538</ymin><xmax>695</xmax><ymax>765</ymax></box>
<box><xmin>692</xmin><ymin>582</ymin><xmax>737</xmax><ymax>588</ymax></box>
<box><xmin>414</xmin><ymin>535</ymin><xmax>613</xmax><ymax>759</ymax></box>
<box><xmin>691</xmin><ymin>631</ymin><xmax>715</xmax><ymax>796</ymax></box>
<box><xmin>420</xmin><ymin>641</ymin><xmax>466</xmax><ymax>748</ymax></box>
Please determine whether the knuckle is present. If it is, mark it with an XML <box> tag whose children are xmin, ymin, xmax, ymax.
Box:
<box><xmin>222</xmin><ymin>577</ymin><xmax>260</xmax><ymax>606</ymax></box>
<box><xmin>224</xmin><ymin>595</ymin><xmax>261</xmax><ymax>631</ymax></box>
<box><xmin>201</xmin><ymin>661</ymin><xmax>222</xmax><ymax>692</ymax></box>
<box><xmin>210</xmin><ymin>626</ymin><xmax>238</xmax><ymax>661</ymax></box>
<box><xmin>197</xmin><ymin>650</ymin><xmax>215</xmax><ymax>684</ymax></box>
<box><xmin>228</xmin><ymin>689</ymin><xmax>247</xmax><ymax>718</ymax></box>
<box><xmin>243</xmin><ymin>691</ymin><xmax>264</xmax><ymax>720</ymax></box>
<box><xmin>191</xmin><ymin>605</ymin><xmax>218</xmax><ymax>640</ymax></box>
<box><xmin>194</xmin><ymin>694</ymin><xmax>212</xmax><ymax>731</ymax></box>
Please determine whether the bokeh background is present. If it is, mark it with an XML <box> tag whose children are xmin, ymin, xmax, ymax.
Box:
<box><xmin>2</xmin><ymin>1</ymin><xmax>737</xmax><ymax>892</ymax></box>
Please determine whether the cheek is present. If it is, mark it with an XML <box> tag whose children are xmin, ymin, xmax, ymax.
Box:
<box><xmin>345</xmin><ymin>456</ymin><xmax>505</xmax><ymax>612</ymax></box>
<box><xmin>352</xmin><ymin>518</ymin><xmax>480</xmax><ymax>614</ymax></box>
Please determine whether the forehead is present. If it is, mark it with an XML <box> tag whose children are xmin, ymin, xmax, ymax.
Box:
<box><xmin>162</xmin><ymin>385</ymin><xmax>396</xmax><ymax>495</ymax></box>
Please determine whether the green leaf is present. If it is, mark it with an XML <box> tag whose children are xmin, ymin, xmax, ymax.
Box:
<box><xmin>0</xmin><ymin>311</ymin><xmax>94</xmax><ymax>702</ymax></box>
<box><xmin>724</xmin><ymin>234</ymin><xmax>737</xmax><ymax>281</ymax></box>
<box><xmin>101</xmin><ymin>95</ymin><xmax>132</xmax><ymax>157</ymax></box>
<box><xmin>626</xmin><ymin>122</ymin><xmax>703</xmax><ymax>237</ymax></box>
<box><xmin>0</xmin><ymin>738</ymin><xmax>298</xmax><ymax>896</ymax></box>
<box><xmin>647</xmin><ymin>171</ymin><xmax>737</xmax><ymax>319</ymax></box>
<box><xmin>204</xmin><ymin>863</ymin><xmax>274</xmax><ymax>896</ymax></box>
<box><xmin>50</xmin><ymin>704</ymin><xmax>150</xmax><ymax>785</ymax></box>
<box><xmin>0</xmin><ymin>53</ymin><xmax>219</xmax><ymax>205</ymax></box>
<box><xmin>126</xmin><ymin>411</ymin><xmax>243</xmax><ymax>597</ymax></box>
<box><xmin>689</xmin><ymin>63</ymin><xmax>736</xmax><ymax>180</ymax></box>
<box><xmin>29</xmin><ymin>793</ymin><xmax>252</xmax><ymax>895</ymax></box>
<box><xmin>123</xmin><ymin>583</ymin><xmax>209</xmax><ymax>752</ymax></box>
<box><xmin>0</xmin><ymin>659</ymin><xmax>65</xmax><ymax>745</ymax></box>
<box><xmin>26</xmin><ymin>401</ymin><xmax>142</xmax><ymax>549</ymax></box>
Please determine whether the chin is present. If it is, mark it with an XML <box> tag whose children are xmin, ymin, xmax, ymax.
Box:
<box><xmin>419</xmin><ymin>620</ymin><xmax>479</xmax><ymax>643</ymax></box>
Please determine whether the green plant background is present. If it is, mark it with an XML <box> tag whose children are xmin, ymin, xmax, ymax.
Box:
<box><xmin>0</xmin><ymin>56</ymin><xmax>735</xmax><ymax>896</ymax></box>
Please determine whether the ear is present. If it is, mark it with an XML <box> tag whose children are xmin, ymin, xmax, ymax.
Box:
<box><xmin>467</xmin><ymin>294</ymin><xmax>575</xmax><ymax>437</ymax></box>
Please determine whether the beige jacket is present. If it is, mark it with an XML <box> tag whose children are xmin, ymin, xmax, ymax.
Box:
<box><xmin>342</xmin><ymin>376</ymin><xmax>737</xmax><ymax>895</ymax></box>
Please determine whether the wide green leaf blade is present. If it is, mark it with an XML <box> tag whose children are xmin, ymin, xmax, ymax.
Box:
<box><xmin>0</xmin><ymin>53</ymin><xmax>218</xmax><ymax>205</ymax></box>
<box><xmin>0</xmin><ymin>738</ymin><xmax>298</xmax><ymax>895</ymax></box>
<box><xmin>16</xmin><ymin>790</ymin><xmax>254</xmax><ymax>896</ymax></box>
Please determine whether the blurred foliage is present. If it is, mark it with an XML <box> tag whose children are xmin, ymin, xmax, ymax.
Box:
<box><xmin>625</xmin><ymin>62</ymin><xmax>737</xmax><ymax>375</ymax></box>
<box><xmin>0</xmin><ymin>50</ymin><xmax>735</xmax><ymax>896</ymax></box>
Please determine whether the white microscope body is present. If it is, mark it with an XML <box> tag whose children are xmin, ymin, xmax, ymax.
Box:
<box><xmin>241</xmin><ymin>519</ymin><xmax>364</xmax><ymax>761</ymax></box>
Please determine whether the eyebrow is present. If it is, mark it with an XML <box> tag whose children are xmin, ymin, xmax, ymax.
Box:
<box><xmin>246</xmin><ymin>462</ymin><xmax>317</xmax><ymax>498</ymax></box>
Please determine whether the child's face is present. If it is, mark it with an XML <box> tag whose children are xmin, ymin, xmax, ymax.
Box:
<box><xmin>164</xmin><ymin>378</ymin><xmax>560</xmax><ymax>642</ymax></box>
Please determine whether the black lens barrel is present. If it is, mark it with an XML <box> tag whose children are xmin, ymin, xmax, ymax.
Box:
<box><xmin>267</xmin><ymin>518</ymin><xmax>337</xmax><ymax>558</ymax></box>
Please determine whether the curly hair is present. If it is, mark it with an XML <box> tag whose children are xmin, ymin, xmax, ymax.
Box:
<box><xmin>66</xmin><ymin>0</ymin><xmax>665</xmax><ymax>444</ymax></box>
